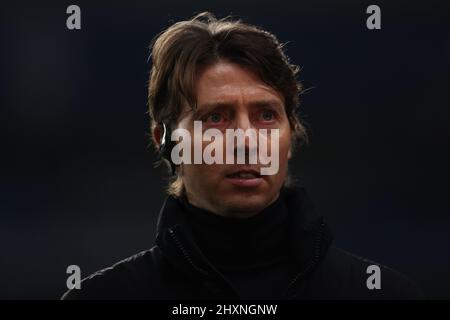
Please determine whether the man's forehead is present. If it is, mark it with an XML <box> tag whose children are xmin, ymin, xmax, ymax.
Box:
<box><xmin>195</xmin><ymin>83</ymin><xmax>285</xmax><ymax>111</ymax></box>
<box><xmin>202</xmin><ymin>87</ymin><xmax>282</xmax><ymax>103</ymax></box>
<box><xmin>195</xmin><ymin>61</ymin><xmax>285</xmax><ymax>105</ymax></box>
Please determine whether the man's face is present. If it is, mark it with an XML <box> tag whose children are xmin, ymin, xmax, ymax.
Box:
<box><xmin>177</xmin><ymin>61</ymin><xmax>292</xmax><ymax>218</ymax></box>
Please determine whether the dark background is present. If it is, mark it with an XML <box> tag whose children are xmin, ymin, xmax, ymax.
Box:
<box><xmin>1</xmin><ymin>0</ymin><xmax>449</xmax><ymax>299</ymax></box>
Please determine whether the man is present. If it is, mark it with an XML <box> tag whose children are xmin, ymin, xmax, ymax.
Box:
<box><xmin>62</xmin><ymin>12</ymin><xmax>422</xmax><ymax>300</ymax></box>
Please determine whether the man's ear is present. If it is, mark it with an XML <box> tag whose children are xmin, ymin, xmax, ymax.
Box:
<box><xmin>288</xmin><ymin>146</ymin><xmax>292</xmax><ymax>160</ymax></box>
<box><xmin>152</xmin><ymin>124</ymin><xmax>162</xmax><ymax>148</ymax></box>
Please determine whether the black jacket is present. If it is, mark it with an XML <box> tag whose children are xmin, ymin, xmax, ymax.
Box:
<box><xmin>62</xmin><ymin>187</ymin><xmax>423</xmax><ymax>300</ymax></box>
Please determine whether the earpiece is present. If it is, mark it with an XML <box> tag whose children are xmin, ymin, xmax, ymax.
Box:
<box><xmin>159</xmin><ymin>123</ymin><xmax>176</xmax><ymax>175</ymax></box>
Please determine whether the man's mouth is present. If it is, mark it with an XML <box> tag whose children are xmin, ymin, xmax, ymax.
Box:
<box><xmin>225</xmin><ymin>169</ymin><xmax>263</xmax><ymax>187</ymax></box>
<box><xmin>226</xmin><ymin>170</ymin><xmax>261</xmax><ymax>179</ymax></box>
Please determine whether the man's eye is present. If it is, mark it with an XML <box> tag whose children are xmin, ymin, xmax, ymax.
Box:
<box><xmin>261</xmin><ymin>110</ymin><xmax>275</xmax><ymax>121</ymax></box>
<box><xmin>205</xmin><ymin>113</ymin><xmax>223</xmax><ymax>123</ymax></box>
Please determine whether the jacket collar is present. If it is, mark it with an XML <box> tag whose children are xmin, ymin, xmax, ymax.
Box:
<box><xmin>155</xmin><ymin>187</ymin><xmax>333</xmax><ymax>286</ymax></box>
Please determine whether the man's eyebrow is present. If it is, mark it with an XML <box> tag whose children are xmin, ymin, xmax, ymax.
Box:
<box><xmin>248</xmin><ymin>99</ymin><xmax>284</xmax><ymax>110</ymax></box>
<box><xmin>192</xmin><ymin>102</ymin><xmax>234</xmax><ymax>118</ymax></box>
<box><xmin>191</xmin><ymin>99</ymin><xmax>284</xmax><ymax>118</ymax></box>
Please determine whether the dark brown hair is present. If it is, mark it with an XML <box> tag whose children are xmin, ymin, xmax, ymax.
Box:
<box><xmin>147</xmin><ymin>12</ymin><xmax>307</xmax><ymax>195</ymax></box>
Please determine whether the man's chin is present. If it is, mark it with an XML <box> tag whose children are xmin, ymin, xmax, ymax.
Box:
<box><xmin>219</xmin><ymin>193</ymin><xmax>273</xmax><ymax>218</ymax></box>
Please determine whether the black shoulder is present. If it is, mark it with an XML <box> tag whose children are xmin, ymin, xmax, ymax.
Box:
<box><xmin>311</xmin><ymin>246</ymin><xmax>424</xmax><ymax>299</ymax></box>
<box><xmin>61</xmin><ymin>246</ymin><xmax>163</xmax><ymax>300</ymax></box>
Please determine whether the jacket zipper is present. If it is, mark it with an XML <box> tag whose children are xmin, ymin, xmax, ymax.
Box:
<box><xmin>168</xmin><ymin>228</ymin><xmax>239</xmax><ymax>298</ymax></box>
<box><xmin>284</xmin><ymin>221</ymin><xmax>325</xmax><ymax>298</ymax></box>
<box><xmin>168</xmin><ymin>228</ymin><xmax>209</xmax><ymax>276</ymax></box>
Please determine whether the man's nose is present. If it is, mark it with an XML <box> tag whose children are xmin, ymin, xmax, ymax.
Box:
<box><xmin>234</xmin><ymin>113</ymin><xmax>252</xmax><ymax>131</ymax></box>
<box><xmin>233</xmin><ymin>113</ymin><xmax>255</xmax><ymax>150</ymax></box>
